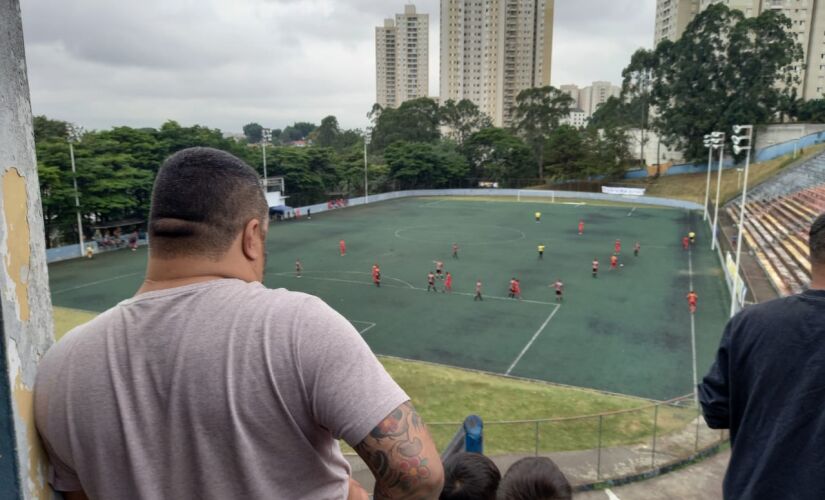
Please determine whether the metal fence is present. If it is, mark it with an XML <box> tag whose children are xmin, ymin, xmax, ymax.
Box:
<box><xmin>424</xmin><ymin>395</ymin><xmax>727</xmax><ymax>487</ymax></box>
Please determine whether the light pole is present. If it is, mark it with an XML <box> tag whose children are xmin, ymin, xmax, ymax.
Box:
<box><xmin>702</xmin><ymin>134</ymin><xmax>717</xmax><ymax>221</ymax></box>
<box><xmin>261</xmin><ymin>128</ymin><xmax>272</xmax><ymax>185</ymax></box>
<box><xmin>67</xmin><ymin>124</ymin><xmax>85</xmax><ymax>257</ymax></box>
<box><xmin>730</xmin><ymin>124</ymin><xmax>753</xmax><ymax>317</ymax></box>
<box><xmin>710</xmin><ymin>132</ymin><xmax>725</xmax><ymax>251</ymax></box>
<box><xmin>364</xmin><ymin>128</ymin><xmax>372</xmax><ymax>204</ymax></box>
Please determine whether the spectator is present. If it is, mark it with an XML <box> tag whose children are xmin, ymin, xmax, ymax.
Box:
<box><xmin>440</xmin><ymin>452</ymin><xmax>500</xmax><ymax>500</ymax></box>
<box><xmin>699</xmin><ymin>212</ymin><xmax>825</xmax><ymax>499</ymax></box>
<box><xmin>497</xmin><ymin>457</ymin><xmax>572</xmax><ymax>500</ymax></box>
<box><xmin>34</xmin><ymin>148</ymin><xmax>443</xmax><ymax>500</ymax></box>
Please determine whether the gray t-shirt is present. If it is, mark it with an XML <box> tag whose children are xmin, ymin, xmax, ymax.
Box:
<box><xmin>35</xmin><ymin>279</ymin><xmax>408</xmax><ymax>499</ymax></box>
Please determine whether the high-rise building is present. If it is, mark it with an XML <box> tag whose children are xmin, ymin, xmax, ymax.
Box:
<box><xmin>559</xmin><ymin>82</ymin><xmax>621</xmax><ymax>118</ymax></box>
<box><xmin>654</xmin><ymin>0</ymin><xmax>699</xmax><ymax>46</ymax></box>
<box><xmin>658</xmin><ymin>0</ymin><xmax>825</xmax><ymax>101</ymax></box>
<box><xmin>376</xmin><ymin>5</ymin><xmax>429</xmax><ymax>109</ymax></box>
<box><xmin>440</xmin><ymin>0</ymin><xmax>554</xmax><ymax>127</ymax></box>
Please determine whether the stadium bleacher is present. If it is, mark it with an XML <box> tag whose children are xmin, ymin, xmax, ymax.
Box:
<box><xmin>725</xmin><ymin>153</ymin><xmax>825</xmax><ymax>295</ymax></box>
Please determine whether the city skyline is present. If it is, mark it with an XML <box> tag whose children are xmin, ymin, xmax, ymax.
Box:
<box><xmin>21</xmin><ymin>0</ymin><xmax>656</xmax><ymax>132</ymax></box>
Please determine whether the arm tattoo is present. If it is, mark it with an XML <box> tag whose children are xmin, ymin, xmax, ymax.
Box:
<box><xmin>354</xmin><ymin>402</ymin><xmax>433</xmax><ymax>499</ymax></box>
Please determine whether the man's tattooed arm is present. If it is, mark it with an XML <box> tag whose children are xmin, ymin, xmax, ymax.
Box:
<box><xmin>354</xmin><ymin>402</ymin><xmax>444</xmax><ymax>500</ymax></box>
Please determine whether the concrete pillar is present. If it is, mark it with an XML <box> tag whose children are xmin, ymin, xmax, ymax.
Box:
<box><xmin>0</xmin><ymin>0</ymin><xmax>57</xmax><ymax>498</ymax></box>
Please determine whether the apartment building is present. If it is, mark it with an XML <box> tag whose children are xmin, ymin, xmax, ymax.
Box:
<box><xmin>659</xmin><ymin>0</ymin><xmax>825</xmax><ymax>100</ymax></box>
<box><xmin>560</xmin><ymin>82</ymin><xmax>622</xmax><ymax>117</ymax></box>
<box><xmin>440</xmin><ymin>0</ymin><xmax>554</xmax><ymax>127</ymax></box>
<box><xmin>376</xmin><ymin>5</ymin><xmax>429</xmax><ymax>109</ymax></box>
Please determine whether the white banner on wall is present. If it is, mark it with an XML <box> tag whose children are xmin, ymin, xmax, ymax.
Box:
<box><xmin>601</xmin><ymin>186</ymin><xmax>647</xmax><ymax>196</ymax></box>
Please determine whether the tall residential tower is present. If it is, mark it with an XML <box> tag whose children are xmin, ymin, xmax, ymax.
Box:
<box><xmin>376</xmin><ymin>5</ymin><xmax>429</xmax><ymax>109</ymax></box>
<box><xmin>440</xmin><ymin>0</ymin><xmax>555</xmax><ymax>127</ymax></box>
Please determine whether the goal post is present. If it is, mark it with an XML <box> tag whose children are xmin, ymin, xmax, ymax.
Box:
<box><xmin>517</xmin><ymin>190</ymin><xmax>555</xmax><ymax>203</ymax></box>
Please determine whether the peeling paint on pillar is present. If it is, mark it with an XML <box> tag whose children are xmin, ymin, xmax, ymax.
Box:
<box><xmin>1</xmin><ymin>0</ymin><xmax>58</xmax><ymax>498</ymax></box>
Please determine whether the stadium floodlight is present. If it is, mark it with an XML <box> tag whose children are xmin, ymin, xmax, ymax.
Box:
<box><xmin>364</xmin><ymin>127</ymin><xmax>373</xmax><ymax>204</ymax></box>
<box><xmin>67</xmin><ymin>123</ymin><xmax>86</xmax><ymax>258</ymax></box>
<box><xmin>710</xmin><ymin>131</ymin><xmax>725</xmax><ymax>139</ymax></box>
<box><xmin>710</xmin><ymin>132</ymin><xmax>726</xmax><ymax>251</ymax></box>
<box><xmin>261</xmin><ymin>128</ymin><xmax>272</xmax><ymax>184</ymax></box>
<box><xmin>729</xmin><ymin>124</ymin><xmax>754</xmax><ymax>317</ymax></box>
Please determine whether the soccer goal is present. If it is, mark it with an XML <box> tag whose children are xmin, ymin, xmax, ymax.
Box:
<box><xmin>517</xmin><ymin>190</ymin><xmax>555</xmax><ymax>203</ymax></box>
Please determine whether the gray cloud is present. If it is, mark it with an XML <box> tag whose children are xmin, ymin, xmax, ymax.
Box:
<box><xmin>20</xmin><ymin>0</ymin><xmax>654</xmax><ymax>132</ymax></box>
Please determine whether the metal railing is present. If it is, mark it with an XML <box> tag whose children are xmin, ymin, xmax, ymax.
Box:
<box><xmin>425</xmin><ymin>395</ymin><xmax>727</xmax><ymax>487</ymax></box>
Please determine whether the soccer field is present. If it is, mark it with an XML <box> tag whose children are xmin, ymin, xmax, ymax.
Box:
<box><xmin>48</xmin><ymin>196</ymin><xmax>730</xmax><ymax>400</ymax></box>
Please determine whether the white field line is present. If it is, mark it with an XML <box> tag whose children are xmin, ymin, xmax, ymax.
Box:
<box><xmin>689</xmin><ymin>244</ymin><xmax>699</xmax><ymax>406</ymax></box>
<box><xmin>627</xmin><ymin>207</ymin><xmax>638</xmax><ymax>217</ymax></box>
<box><xmin>270</xmin><ymin>272</ymin><xmax>557</xmax><ymax>305</ymax></box>
<box><xmin>350</xmin><ymin>321</ymin><xmax>377</xmax><ymax>335</ymax></box>
<box><xmin>505</xmin><ymin>304</ymin><xmax>562</xmax><ymax>376</ymax></box>
<box><xmin>606</xmin><ymin>489</ymin><xmax>621</xmax><ymax>500</ymax></box>
<box><xmin>52</xmin><ymin>272</ymin><xmax>143</xmax><ymax>295</ymax></box>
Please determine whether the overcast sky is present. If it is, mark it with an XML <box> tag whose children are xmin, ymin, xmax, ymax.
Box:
<box><xmin>20</xmin><ymin>0</ymin><xmax>656</xmax><ymax>133</ymax></box>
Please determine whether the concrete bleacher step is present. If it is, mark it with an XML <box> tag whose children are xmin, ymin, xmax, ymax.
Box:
<box><xmin>771</xmin><ymin>199</ymin><xmax>809</xmax><ymax>233</ymax></box>
<box><xmin>758</xmin><ymin>214</ymin><xmax>812</xmax><ymax>276</ymax></box>
<box><xmin>727</xmin><ymin>207</ymin><xmax>795</xmax><ymax>296</ymax></box>
<box><xmin>745</xmin><ymin>214</ymin><xmax>809</xmax><ymax>291</ymax></box>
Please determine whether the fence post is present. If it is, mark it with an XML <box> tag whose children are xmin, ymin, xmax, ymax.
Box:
<box><xmin>534</xmin><ymin>421</ymin><xmax>539</xmax><ymax>457</ymax></box>
<box><xmin>651</xmin><ymin>405</ymin><xmax>659</xmax><ymax>469</ymax></box>
<box><xmin>596</xmin><ymin>415</ymin><xmax>604</xmax><ymax>481</ymax></box>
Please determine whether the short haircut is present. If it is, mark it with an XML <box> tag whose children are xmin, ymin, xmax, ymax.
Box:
<box><xmin>811</xmin><ymin>212</ymin><xmax>825</xmax><ymax>266</ymax></box>
<box><xmin>440</xmin><ymin>452</ymin><xmax>501</xmax><ymax>500</ymax></box>
<box><xmin>149</xmin><ymin>147</ymin><xmax>268</xmax><ymax>259</ymax></box>
<box><xmin>497</xmin><ymin>457</ymin><xmax>572</xmax><ymax>500</ymax></box>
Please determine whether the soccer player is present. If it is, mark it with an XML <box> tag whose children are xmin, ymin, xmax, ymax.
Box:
<box><xmin>614</xmin><ymin>239</ymin><xmax>622</xmax><ymax>255</ymax></box>
<box><xmin>538</xmin><ymin>244</ymin><xmax>545</xmax><ymax>260</ymax></box>
<box><xmin>435</xmin><ymin>260</ymin><xmax>445</xmax><ymax>279</ymax></box>
<box><xmin>552</xmin><ymin>279</ymin><xmax>564</xmax><ymax>302</ymax></box>
<box><xmin>372</xmin><ymin>265</ymin><xmax>381</xmax><ymax>287</ymax></box>
<box><xmin>427</xmin><ymin>271</ymin><xmax>437</xmax><ymax>292</ymax></box>
<box><xmin>592</xmin><ymin>258</ymin><xmax>599</xmax><ymax>278</ymax></box>
<box><xmin>295</xmin><ymin>258</ymin><xmax>303</xmax><ymax>278</ymax></box>
<box><xmin>452</xmin><ymin>243</ymin><xmax>459</xmax><ymax>259</ymax></box>
<box><xmin>85</xmin><ymin>245</ymin><xmax>95</xmax><ymax>259</ymax></box>
<box><xmin>474</xmin><ymin>280</ymin><xmax>483</xmax><ymax>301</ymax></box>
<box><xmin>129</xmin><ymin>231</ymin><xmax>139</xmax><ymax>252</ymax></box>
<box><xmin>535</xmin><ymin>211</ymin><xmax>542</xmax><ymax>223</ymax></box>
<box><xmin>444</xmin><ymin>272</ymin><xmax>453</xmax><ymax>293</ymax></box>
<box><xmin>513</xmin><ymin>279</ymin><xmax>522</xmax><ymax>301</ymax></box>
<box><xmin>339</xmin><ymin>239</ymin><xmax>346</xmax><ymax>256</ymax></box>
<box><xmin>508</xmin><ymin>278</ymin><xmax>517</xmax><ymax>298</ymax></box>
<box><xmin>610</xmin><ymin>255</ymin><xmax>619</xmax><ymax>271</ymax></box>
<box><xmin>683</xmin><ymin>236</ymin><xmax>690</xmax><ymax>251</ymax></box>
<box><xmin>687</xmin><ymin>290</ymin><xmax>698</xmax><ymax>314</ymax></box>
<box><xmin>578</xmin><ymin>220</ymin><xmax>585</xmax><ymax>236</ymax></box>
<box><xmin>689</xmin><ymin>231</ymin><xmax>697</xmax><ymax>245</ymax></box>
<box><xmin>634</xmin><ymin>241</ymin><xmax>641</xmax><ymax>257</ymax></box>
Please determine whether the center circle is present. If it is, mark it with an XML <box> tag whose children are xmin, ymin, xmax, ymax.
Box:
<box><xmin>394</xmin><ymin>225</ymin><xmax>526</xmax><ymax>245</ymax></box>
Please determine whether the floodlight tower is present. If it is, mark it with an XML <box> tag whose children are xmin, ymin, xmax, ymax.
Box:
<box><xmin>364</xmin><ymin>127</ymin><xmax>373</xmax><ymax>204</ymax></box>
<box><xmin>261</xmin><ymin>128</ymin><xmax>272</xmax><ymax>184</ymax></box>
<box><xmin>729</xmin><ymin>124</ymin><xmax>753</xmax><ymax>317</ymax></box>
<box><xmin>709</xmin><ymin>132</ymin><xmax>725</xmax><ymax>251</ymax></box>
<box><xmin>67</xmin><ymin>124</ymin><xmax>85</xmax><ymax>256</ymax></box>
<box><xmin>702</xmin><ymin>134</ymin><xmax>718</xmax><ymax>221</ymax></box>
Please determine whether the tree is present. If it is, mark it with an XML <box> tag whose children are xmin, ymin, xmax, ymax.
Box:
<box><xmin>621</xmin><ymin>49</ymin><xmax>656</xmax><ymax>165</ymax></box>
<box><xmin>544</xmin><ymin>125</ymin><xmax>586</xmax><ymax>180</ymax></box>
<box><xmin>313</xmin><ymin>116</ymin><xmax>341</xmax><ymax>148</ymax></box>
<box><xmin>439</xmin><ymin>99</ymin><xmax>492</xmax><ymax>145</ymax></box>
<box><xmin>243</xmin><ymin>123</ymin><xmax>264</xmax><ymax>144</ymax></box>
<box><xmin>384</xmin><ymin>141</ymin><xmax>468</xmax><ymax>189</ymax></box>
<box><xmin>281</xmin><ymin>122</ymin><xmax>317</xmax><ymax>143</ymax></box>
<box><xmin>512</xmin><ymin>86</ymin><xmax>574</xmax><ymax>182</ymax></box>
<box><xmin>794</xmin><ymin>99</ymin><xmax>825</xmax><ymax>123</ymax></box>
<box><xmin>33</xmin><ymin>116</ymin><xmax>68</xmax><ymax>143</ymax></box>
<box><xmin>463</xmin><ymin>128</ymin><xmax>533</xmax><ymax>184</ymax></box>
<box><xmin>649</xmin><ymin>4</ymin><xmax>802</xmax><ymax>160</ymax></box>
<box><xmin>371</xmin><ymin>98</ymin><xmax>441</xmax><ymax>151</ymax></box>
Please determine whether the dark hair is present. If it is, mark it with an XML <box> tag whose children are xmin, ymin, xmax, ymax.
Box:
<box><xmin>149</xmin><ymin>147</ymin><xmax>268</xmax><ymax>259</ymax></box>
<box><xmin>811</xmin><ymin>213</ymin><xmax>825</xmax><ymax>266</ymax></box>
<box><xmin>497</xmin><ymin>457</ymin><xmax>572</xmax><ymax>500</ymax></box>
<box><xmin>440</xmin><ymin>453</ymin><xmax>501</xmax><ymax>500</ymax></box>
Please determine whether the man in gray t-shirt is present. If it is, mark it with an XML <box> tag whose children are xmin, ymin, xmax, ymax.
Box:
<box><xmin>35</xmin><ymin>148</ymin><xmax>444</xmax><ymax>499</ymax></box>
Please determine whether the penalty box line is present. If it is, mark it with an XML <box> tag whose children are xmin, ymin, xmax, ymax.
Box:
<box><xmin>350</xmin><ymin>320</ymin><xmax>377</xmax><ymax>335</ymax></box>
<box><xmin>505</xmin><ymin>304</ymin><xmax>562</xmax><ymax>376</ymax></box>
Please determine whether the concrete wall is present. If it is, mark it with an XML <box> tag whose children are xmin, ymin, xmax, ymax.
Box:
<box><xmin>0</xmin><ymin>1</ymin><xmax>56</xmax><ymax>497</ymax></box>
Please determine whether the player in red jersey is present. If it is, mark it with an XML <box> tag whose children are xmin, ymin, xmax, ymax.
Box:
<box><xmin>578</xmin><ymin>220</ymin><xmax>585</xmax><ymax>235</ymax></box>
<box><xmin>687</xmin><ymin>290</ymin><xmax>698</xmax><ymax>314</ymax></box>
<box><xmin>508</xmin><ymin>278</ymin><xmax>517</xmax><ymax>298</ymax></box>
<box><xmin>592</xmin><ymin>258</ymin><xmax>599</xmax><ymax>278</ymax></box>
<box><xmin>610</xmin><ymin>255</ymin><xmax>619</xmax><ymax>271</ymax></box>
<box><xmin>615</xmin><ymin>239</ymin><xmax>622</xmax><ymax>255</ymax></box>
<box><xmin>682</xmin><ymin>236</ymin><xmax>690</xmax><ymax>251</ymax></box>
<box><xmin>427</xmin><ymin>271</ymin><xmax>437</xmax><ymax>292</ymax></box>
<box><xmin>634</xmin><ymin>241</ymin><xmax>641</xmax><ymax>257</ymax></box>
<box><xmin>552</xmin><ymin>279</ymin><xmax>564</xmax><ymax>302</ymax></box>
<box><xmin>474</xmin><ymin>280</ymin><xmax>483</xmax><ymax>301</ymax></box>
<box><xmin>512</xmin><ymin>279</ymin><xmax>522</xmax><ymax>301</ymax></box>
<box><xmin>444</xmin><ymin>272</ymin><xmax>453</xmax><ymax>293</ymax></box>
<box><xmin>372</xmin><ymin>264</ymin><xmax>381</xmax><ymax>287</ymax></box>
<box><xmin>339</xmin><ymin>239</ymin><xmax>346</xmax><ymax>256</ymax></box>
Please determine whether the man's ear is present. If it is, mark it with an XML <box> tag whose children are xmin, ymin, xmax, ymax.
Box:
<box><xmin>241</xmin><ymin>218</ymin><xmax>264</xmax><ymax>261</ymax></box>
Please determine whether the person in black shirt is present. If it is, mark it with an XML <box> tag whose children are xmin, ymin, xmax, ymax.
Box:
<box><xmin>699</xmin><ymin>212</ymin><xmax>825</xmax><ymax>499</ymax></box>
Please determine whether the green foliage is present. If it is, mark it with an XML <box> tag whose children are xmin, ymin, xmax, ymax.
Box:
<box><xmin>463</xmin><ymin>127</ymin><xmax>533</xmax><ymax>184</ymax></box>
<box><xmin>513</xmin><ymin>86</ymin><xmax>575</xmax><ymax>181</ymax></box>
<box><xmin>371</xmin><ymin>98</ymin><xmax>441</xmax><ymax>151</ymax></box>
<box><xmin>439</xmin><ymin>99</ymin><xmax>492</xmax><ymax>145</ymax></box>
<box><xmin>33</xmin><ymin>116</ymin><xmax>68</xmax><ymax>143</ymax></box>
<box><xmin>281</xmin><ymin>122</ymin><xmax>317</xmax><ymax>143</ymax></box>
<box><xmin>793</xmin><ymin>99</ymin><xmax>825</xmax><ymax>123</ymax></box>
<box><xmin>649</xmin><ymin>4</ymin><xmax>803</xmax><ymax>161</ymax></box>
<box><xmin>384</xmin><ymin>141</ymin><xmax>469</xmax><ymax>189</ymax></box>
<box><xmin>243</xmin><ymin>122</ymin><xmax>263</xmax><ymax>143</ymax></box>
